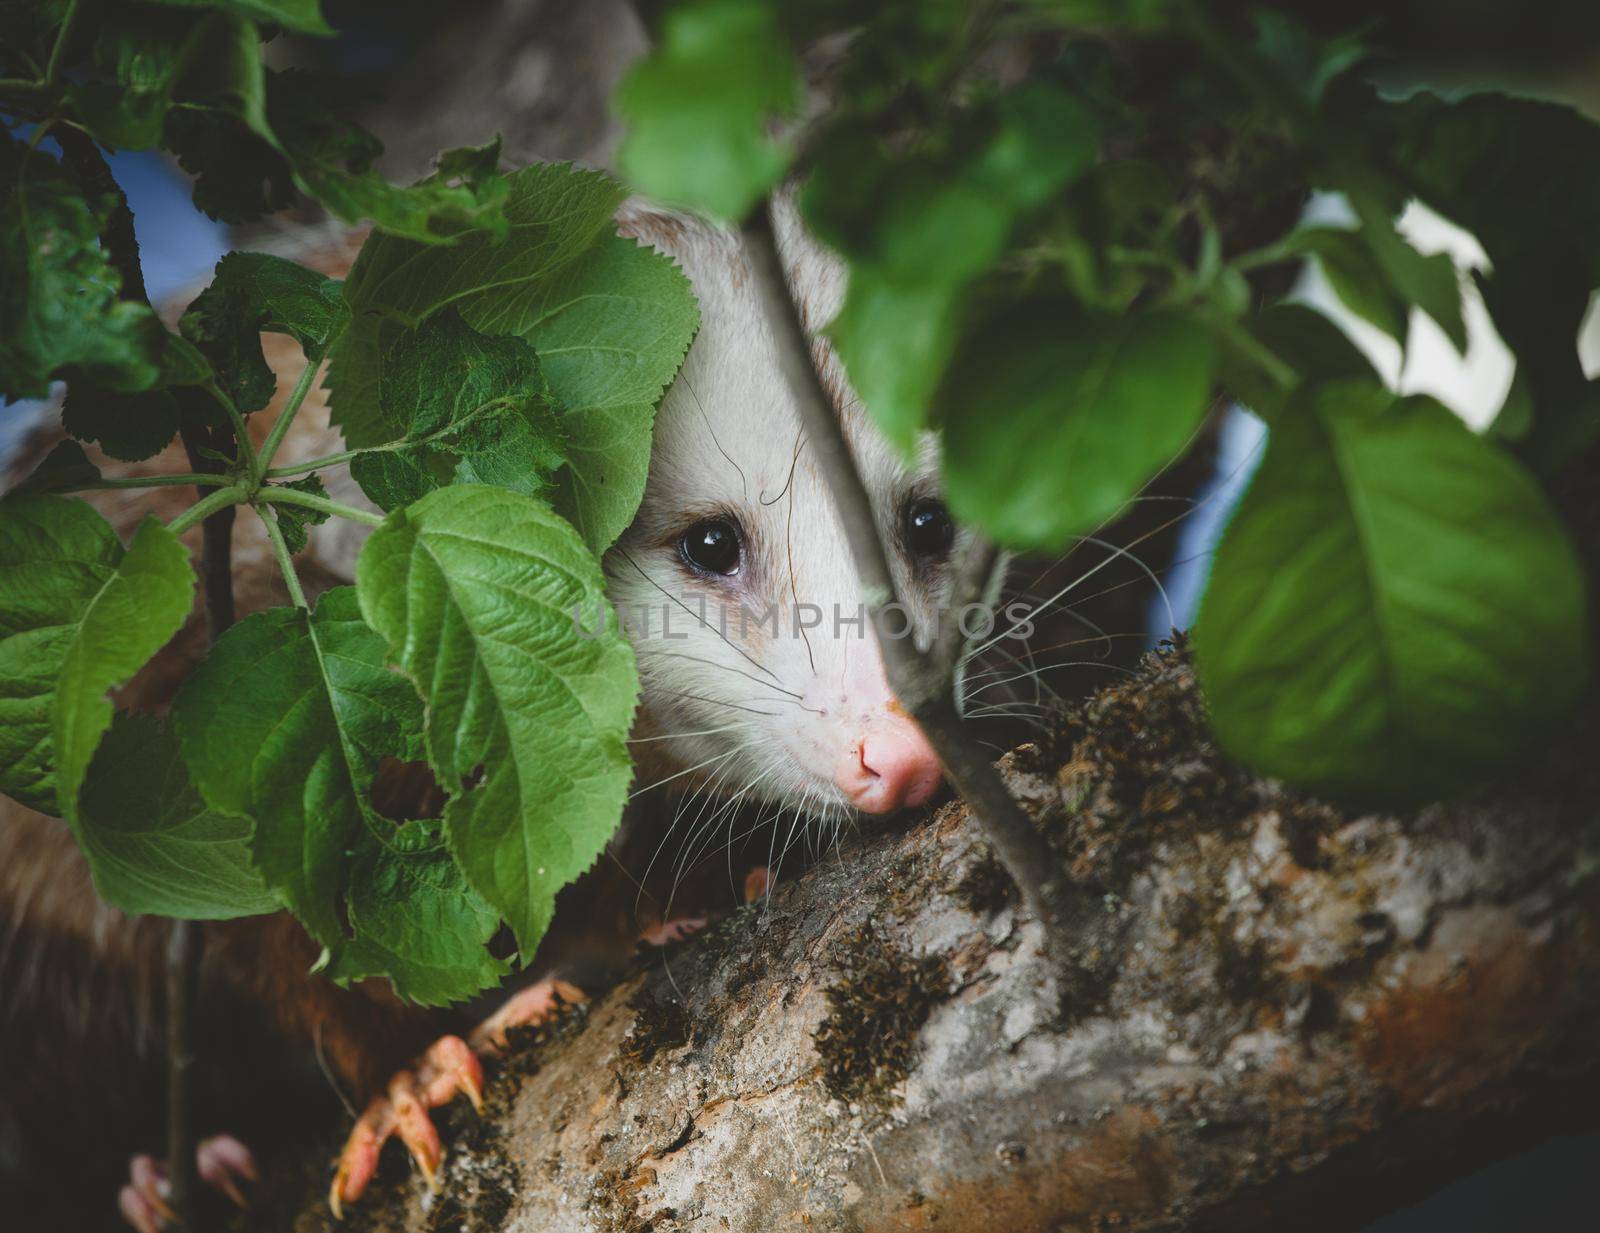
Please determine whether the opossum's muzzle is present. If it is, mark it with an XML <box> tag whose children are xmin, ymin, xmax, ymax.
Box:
<box><xmin>834</xmin><ymin>718</ymin><xmax>942</xmax><ymax>814</ymax></box>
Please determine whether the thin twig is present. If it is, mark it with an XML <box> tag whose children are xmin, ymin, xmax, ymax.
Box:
<box><xmin>739</xmin><ymin>207</ymin><xmax>1071</xmax><ymax>952</ymax></box>
<box><xmin>933</xmin><ymin>533</ymin><xmax>1000</xmax><ymax>679</ymax></box>
<box><xmin>259</xmin><ymin>486</ymin><xmax>384</xmax><ymax>527</ymax></box>
<box><xmin>258</xmin><ymin>506</ymin><xmax>309</xmax><ymax>609</ymax></box>
<box><xmin>168</xmin><ymin>486</ymin><xmax>247</xmax><ymax>537</ymax></box>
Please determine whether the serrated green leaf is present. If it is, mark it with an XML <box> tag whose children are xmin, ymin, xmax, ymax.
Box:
<box><xmin>1195</xmin><ymin>379</ymin><xmax>1589</xmax><ymax>801</ymax></box>
<box><xmin>55</xmin><ymin>516</ymin><xmax>195</xmax><ymax>835</ymax></box>
<box><xmin>349</xmin><ymin>308</ymin><xmax>566</xmax><ymax>512</ymax></box>
<box><xmin>172</xmin><ymin>587</ymin><xmax>423</xmax><ymax>947</ymax></box>
<box><xmin>180</xmin><ymin>250</ymin><xmax>348</xmax><ymax>413</ymax></box>
<box><xmin>0</xmin><ymin>499</ymin><xmax>192</xmax><ymax>815</ymax></box>
<box><xmin>356</xmin><ymin>485</ymin><xmax>638</xmax><ymax>956</ymax></box>
<box><xmin>63</xmin><ymin>388</ymin><xmax>183</xmax><ymax>462</ymax></box>
<box><xmin>0</xmin><ymin>134</ymin><xmax>166</xmax><ymax>400</ymax></box>
<box><xmin>616</xmin><ymin>0</ymin><xmax>800</xmax><ymax>221</ymax></box>
<box><xmin>325</xmin><ymin>819</ymin><xmax>510</xmax><ymax>1006</ymax></box>
<box><xmin>938</xmin><ymin>305</ymin><xmax>1214</xmax><ymax>548</ymax></box>
<box><xmin>144</xmin><ymin>0</ymin><xmax>334</xmax><ymax>37</ymax></box>
<box><xmin>329</xmin><ymin>162</ymin><xmax>698</xmax><ymax>552</ymax></box>
<box><xmin>271</xmin><ymin>474</ymin><xmax>331</xmax><ymax>554</ymax></box>
<box><xmin>805</xmin><ymin>84</ymin><xmax>1097</xmax><ymax>450</ymax></box>
<box><xmin>76</xmin><ymin>712</ymin><xmax>279</xmax><ymax>919</ymax></box>
<box><xmin>15</xmin><ymin>441</ymin><xmax>102</xmax><ymax>495</ymax></box>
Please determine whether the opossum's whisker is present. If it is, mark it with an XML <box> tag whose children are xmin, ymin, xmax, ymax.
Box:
<box><xmin>629</xmin><ymin>745</ymin><xmax>741</xmax><ymax>800</ymax></box>
<box><xmin>650</xmin><ymin>651</ymin><xmax>808</xmax><ymax>702</ymax></box>
<box><xmin>628</xmin><ymin>724</ymin><xmax>746</xmax><ymax>744</ymax></box>
<box><xmin>682</xmin><ymin>372</ymin><xmax>748</xmax><ymax>498</ymax></box>
<box><xmin>647</xmin><ymin>686</ymin><xmax>781</xmax><ymax>718</ymax></box>
<box><xmin>784</xmin><ymin>431</ymin><xmax>818</xmax><ymax>677</ymax></box>
<box><xmin>618</xmin><ymin>548</ymin><xmax>784</xmax><ymax>683</ymax></box>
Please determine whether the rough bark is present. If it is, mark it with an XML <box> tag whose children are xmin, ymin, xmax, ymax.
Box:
<box><xmin>238</xmin><ymin>647</ymin><xmax>1600</xmax><ymax>1233</ymax></box>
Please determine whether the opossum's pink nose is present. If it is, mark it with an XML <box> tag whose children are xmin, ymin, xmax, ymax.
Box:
<box><xmin>838</xmin><ymin>720</ymin><xmax>942</xmax><ymax>814</ymax></box>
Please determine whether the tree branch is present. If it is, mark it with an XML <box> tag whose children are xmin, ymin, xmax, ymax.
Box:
<box><xmin>738</xmin><ymin>207</ymin><xmax>1072</xmax><ymax>953</ymax></box>
<box><xmin>241</xmin><ymin>650</ymin><xmax>1600</xmax><ymax>1233</ymax></box>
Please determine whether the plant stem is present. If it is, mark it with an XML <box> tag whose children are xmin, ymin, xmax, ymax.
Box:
<box><xmin>169</xmin><ymin>486</ymin><xmax>246</xmax><ymax>537</ymax></box>
<box><xmin>68</xmin><ymin>472</ymin><xmax>235</xmax><ymax>492</ymax></box>
<box><xmin>254</xmin><ymin>351</ymin><xmax>326</xmax><ymax>477</ymax></box>
<box><xmin>740</xmin><ymin>208</ymin><xmax>1072</xmax><ymax>951</ymax></box>
<box><xmin>260</xmin><ymin>486</ymin><xmax>384</xmax><ymax>527</ymax></box>
<box><xmin>44</xmin><ymin>0</ymin><xmax>81</xmax><ymax>86</ymax></box>
<box><xmin>265</xmin><ymin>449</ymin><xmax>361</xmax><ymax>478</ymax></box>
<box><xmin>258</xmin><ymin>506</ymin><xmax>309</xmax><ymax>609</ymax></box>
<box><xmin>164</xmin><ymin>918</ymin><xmax>197</xmax><ymax>1233</ymax></box>
<box><xmin>205</xmin><ymin>382</ymin><xmax>258</xmax><ymax>477</ymax></box>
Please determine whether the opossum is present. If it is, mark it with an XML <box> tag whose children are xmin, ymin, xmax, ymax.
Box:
<box><xmin>0</xmin><ymin>197</ymin><xmax>961</xmax><ymax>1231</ymax></box>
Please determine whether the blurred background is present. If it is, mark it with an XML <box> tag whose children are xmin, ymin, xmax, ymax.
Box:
<box><xmin>4</xmin><ymin>2</ymin><xmax>1597</xmax><ymax>1227</ymax></box>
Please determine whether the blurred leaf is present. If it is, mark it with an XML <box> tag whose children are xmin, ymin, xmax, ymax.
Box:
<box><xmin>938</xmin><ymin>303</ymin><xmax>1215</xmax><ymax>548</ymax></box>
<box><xmin>805</xmin><ymin>84</ymin><xmax>1098</xmax><ymax>450</ymax></box>
<box><xmin>616</xmin><ymin>0</ymin><xmax>800</xmax><ymax>221</ymax></box>
<box><xmin>77</xmin><ymin>713</ymin><xmax>279</xmax><ymax>919</ymax></box>
<box><xmin>0</xmin><ymin>134</ymin><xmax>166</xmax><ymax>400</ymax></box>
<box><xmin>1195</xmin><ymin>379</ymin><xmax>1589</xmax><ymax>801</ymax></box>
<box><xmin>1252</xmin><ymin>10</ymin><xmax>1368</xmax><ymax>104</ymax></box>
<box><xmin>14</xmin><ymin>442</ymin><xmax>102</xmax><ymax>495</ymax></box>
<box><xmin>144</xmin><ymin>0</ymin><xmax>334</xmax><ymax>37</ymax></box>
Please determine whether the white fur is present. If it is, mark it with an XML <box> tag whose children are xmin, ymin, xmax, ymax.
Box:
<box><xmin>607</xmin><ymin>201</ymin><xmax>950</xmax><ymax>814</ymax></box>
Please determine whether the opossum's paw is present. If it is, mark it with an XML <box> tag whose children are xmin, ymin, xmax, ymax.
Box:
<box><xmin>640</xmin><ymin>913</ymin><xmax>708</xmax><ymax>946</ymax></box>
<box><xmin>468</xmin><ymin>976</ymin><xmax>588</xmax><ymax>1056</ymax></box>
<box><xmin>117</xmin><ymin>1135</ymin><xmax>258</xmax><ymax>1232</ymax></box>
<box><xmin>743</xmin><ymin>865</ymin><xmax>772</xmax><ymax>903</ymax></box>
<box><xmin>329</xmin><ymin>1035</ymin><xmax>484</xmax><ymax>1218</ymax></box>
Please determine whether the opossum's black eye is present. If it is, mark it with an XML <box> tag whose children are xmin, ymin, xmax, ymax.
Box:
<box><xmin>680</xmin><ymin>518</ymin><xmax>742</xmax><ymax>576</ymax></box>
<box><xmin>905</xmin><ymin>498</ymin><xmax>954</xmax><ymax>563</ymax></box>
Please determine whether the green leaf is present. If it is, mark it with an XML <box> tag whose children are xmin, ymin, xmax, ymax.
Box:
<box><xmin>1350</xmin><ymin>198</ymin><xmax>1467</xmax><ymax>353</ymax></box>
<box><xmin>325</xmin><ymin>819</ymin><xmax>511</xmax><ymax>1006</ymax></box>
<box><xmin>356</xmin><ymin>485</ymin><xmax>639</xmax><ymax>955</ymax></box>
<box><xmin>1195</xmin><ymin>379</ymin><xmax>1590</xmax><ymax>801</ymax></box>
<box><xmin>1374</xmin><ymin>92</ymin><xmax>1600</xmax><ymax>470</ymax></box>
<box><xmin>180</xmin><ymin>250</ymin><xmax>349</xmax><ymax>413</ymax></box>
<box><xmin>15</xmin><ymin>441</ymin><xmax>102</xmax><ymax>495</ymax></box>
<box><xmin>0</xmin><ymin>135</ymin><xmax>166</xmax><ymax>400</ymax></box>
<box><xmin>1291</xmin><ymin>227</ymin><xmax>1407</xmax><ymax>345</ymax></box>
<box><xmin>274</xmin><ymin>80</ymin><xmax>511</xmax><ymax>243</ymax></box>
<box><xmin>938</xmin><ymin>304</ymin><xmax>1215</xmax><ymax>548</ymax></box>
<box><xmin>805</xmin><ymin>84</ymin><xmax>1098</xmax><ymax>450</ymax></box>
<box><xmin>144</xmin><ymin>0</ymin><xmax>334</xmax><ymax>37</ymax></box>
<box><xmin>54</xmin><ymin>516</ymin><xmax>196</xmax><ymax>833</ymax></box>
<box><xmin>172</xmin><ymin>587</ymin><xmax>424</xmax><ymax>947</ymax></box>
<box><xmin>329</xmin><ymin>162</ymin><xmax>699</xmax><ymax>552</ymax></box>
<box><xmin>0</xmin><ymin>498</ymin><xmax>192</xmax><ymax>815</ymax></box>
<box><xmin>63</xmin><ymin>388</ymin><xmax>183</xmax><ymax>463</ymax></box>
<box><xmin>271</xmin><ymin>474</ymin><xmax>331</xmax><ymax>554</ymax></box>
<box><xmin>616</xmin><ymin>0</ymin><xmax>800</xmax><ymax>221</ymax></box>
<box><xmin>76</xmin><ymin>713</ymin><xmax>279</xmax><ymax>919</ymax></box>
<box><xmin>1251</xmin><ymin>10</ymin><xmax>1368</xmax><ymax>104</ymax></box>
<box><xmin>1216</xmin><ymin>303</ymin><xmax>1378</xmax><ymax>420</ymax></box>
<box><xmin>349</xmin><ymin>308</ymin><xmax>566</xmax><ymax>512</ymax></box>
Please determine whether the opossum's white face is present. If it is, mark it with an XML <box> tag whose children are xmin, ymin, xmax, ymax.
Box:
<box><xmin>607</xmin><ymin>204</ymin><xmax>951</xmax><ymax>818</ymax></box>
